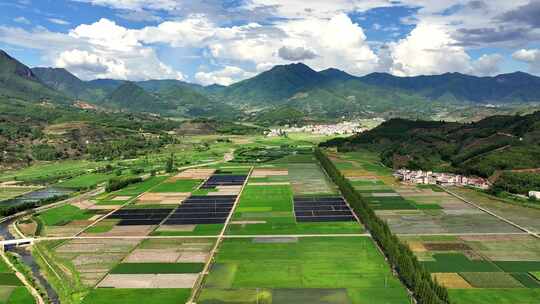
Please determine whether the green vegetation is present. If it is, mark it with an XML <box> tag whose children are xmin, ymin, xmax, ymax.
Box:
<box><xmin>201</xmin><ymin>237</ymin><xmax>408</xmax><ymax>303</ymax></box>
<box><xmin>315</xmin><ymin>148</ymin><xmax>449</xmax><ymax>304</ymax></box>
<box><xmin>57</xmin><ymin>173</ymin><xmax>114</xmax><ymax>190</ymax></box>
<box><xmin>322</xmin><ymin>112</ymin><xmax>540</xmax><ymax>196</ymax></box>
<box><xmin>36</xmin><ymin>205</ymin><xmax>92</xmax><ymax>226</ymax></box>
<box><xmin>105</xmin><ymin>176</ymin><xmax>143</xmax><ymax>193</ymax></box>
<box><xmin>110</xmin><ymin>263</ymin><xmax>204</xmax><ymax>274</ymax></box>
<box><xmin>491</xmin><ymin>172</ymin><xmax>540</xmax><ymax>195</ymax></box>
<box><xmin>0</xmin><ymin>274</ymin><xmax>22</xmax><ymax>286</ymax></box>
<box><xmin>233</xmin><ymin>146</ymin><xmax>312</xmax><ymax>163</ymax></box>
<box><xmin>448</xmin><ymin>289</ymin><xmax>540</xmax><ymax>304</ymax></box>
<box><xmin>459</xmin><ymin>272</ymin><xmax>523</xmax><ymax>288</ymax></box>
<box><xmin>81</xmin><ymin>289</ymin><xmax>191</xmax><ymax>304</ymax></box>
<box><xmin>5</xmin><ymin>287</ymin><xmax>35</xmax><ymax>304</ymax></box>
<box><xmin>113</xmin><ymin>176</ymin><xmax>167</xmax><ymax>196</ymax></box>
<box><xmin>422</xmin><ymin>254</ymin><xmax>500</xmax><ymax>273</ymax></box>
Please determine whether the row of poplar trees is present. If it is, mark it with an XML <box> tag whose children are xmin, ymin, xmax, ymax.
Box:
<box><xmin>315</xmin><ymin>148</ymin><xmax>450</xmax><ymax>304</ymax></box>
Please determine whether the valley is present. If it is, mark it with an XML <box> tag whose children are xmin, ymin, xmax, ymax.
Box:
<box><xmin>0</xmin><ymin>23</ymin><xmax>539</xmax><ymax>304</ymax></box>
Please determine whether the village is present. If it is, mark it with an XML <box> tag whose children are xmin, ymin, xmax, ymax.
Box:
<box><xmin>394</xmin><ymin>169</ymin><xmax>491</xmax><ymax>189</ymax></box>
<box><xmin>266</xmin><ymin>121</ymin><xmax>367</xmax><ymax>137</ymax></box>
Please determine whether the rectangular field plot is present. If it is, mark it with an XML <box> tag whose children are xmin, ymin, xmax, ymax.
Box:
<box><xmin>199</xmin><ymin>237</ymin><xmax>409</xmax><ymax>304</ymax></box>
<box><xmin>81</xmin><ymin>288</ymin><xmax>191</xmax><ymax>304</ymax></box>
<box><xmin>200</xmin><ymin>175</ymin><xmax>247</xmax><ymax>188</ymax></box>
<box><xmin>108</xmin><ymin>208</ymin><xmax>173</xmax><ymax>226</ymax></box>
<box><xmin>149</xmin><ymin>179</ymin><xmax>203</xmax><ymax>193</ymax></box>
<box><xmin>124</xmin><ymin>238</ymin><xmax>214</xmax><ymax>263</ymax></box>
<box><xmin>163</xmin><ymin>195</ymin><xmax>236</xmax><ymax>225</ymax></box>
<box><xmin>288</xmin><ymin>163</ymin><xmax>337</xmax><ymax>195</ymax></box>
<box><xmin>227</xmin><ymin>185</ymin><xmax>363</xmax><ymax>235</ymax></box>
<box><xmin>448</xmin><ymin>289</ymin><xmax>540</xmax><ymax>304</ymax></box>
<box><xmin>46</xmin><ymin>238</ymin><xmax>142</xmax><ymax>287</ymax></box>
<box><xmin>447</xmin><ymin>187</ymin><xmax>540</xmax><ymax>233</ymax></box>
<box><xmin>294</xmin><ymin>196</ymin><xmax>355</xmax><ymax>222</ymax></box>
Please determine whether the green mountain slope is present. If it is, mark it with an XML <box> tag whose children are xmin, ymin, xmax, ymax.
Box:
<box><xmin>220</xmin><ymin>63</ymin><xmax>328</xmax><ymax>103</ymax></box>
<box><xmin>104</xmin><ymin>82</ymin><xmax>167</xmax><ymax>112</ymax></box>
<box><xmin>157</xmin><ymin>84</ymin><xmax>235</xmax><ymax>118</ymax></box>
<box><xmin>0</xmin><ymin>50</ymin><xmax>68</xmax><ymax>102</ymax></box>
<box><xmin>322</xmin><ymin>111</ymin><xmax>540</xmax><ymax>177</ymax></box>
<box><xmin>31</xmin><ymin>67</ymin><xmax>111</xmax><ymax>101</ymax></box>
<box><xmin>358</xmin><ymin>72</ymin><xmax>540</xmax><ymax>103</ymax></box>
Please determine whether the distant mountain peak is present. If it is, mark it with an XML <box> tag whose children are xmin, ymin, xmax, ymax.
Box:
<box><xmin>319</xmin><ymin>68</ymin><xmax>356</xmax><ymax>80</ymax></box>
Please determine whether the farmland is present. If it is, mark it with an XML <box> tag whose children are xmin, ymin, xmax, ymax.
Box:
<box><xmin>4</xmin><ymin>133</ymin><xmax>538</xmax><ymax>304</ymax></box>
<box><xmin>0</xmin><ymin>257</ymin><xmax>33</xmax><ymax>304</ymax></box>
<box><xmin>0</xmin><ymin>138</ymin><xmax>413</xmax><ymax>304</ymax></box>
<box><xmin>328</xmin><ymin>149</ymin><xmax>540</xmax><ymax>304</ymax></box>
<box><xmin>199</xmin><ymin>237</ymin><xmax>408</xmax><ymax>303</ymax></box>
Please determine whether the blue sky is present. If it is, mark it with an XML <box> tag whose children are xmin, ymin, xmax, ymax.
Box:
<box><xmin>0</xmin><ymin>0</ymin><xmax>539</xmax><ymax>85</ymax></box>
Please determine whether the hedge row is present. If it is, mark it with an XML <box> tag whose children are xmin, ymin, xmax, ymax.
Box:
<box><xmin>315</xmin><ymin>148</ymin><xmax>449</xmax><ymax>304</ymax></box>
<box><xmin>105</xmin><ymin>176</ymin><xmax>142</xmax><ymax>193</ymax></box>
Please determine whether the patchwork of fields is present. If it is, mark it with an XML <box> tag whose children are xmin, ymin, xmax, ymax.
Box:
<box><xmin>329</xmin><ymin>150</ymin><xmax>540</xmax><ymax>304</ymax></box>
<box><xmin>0</xmin><ymin>257</ymin><xmax>33</xmax><ymax>304</ymax></box>
<box><xmin>15</xmin><ymin>149</ymin><xmax>412</xmax><ymax>304</ymax></box>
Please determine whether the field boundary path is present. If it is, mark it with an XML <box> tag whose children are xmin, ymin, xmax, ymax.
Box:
<box><xmin>187</xmin><ymin>166</ymin><xmax>253</xmax><ymax>304</ymax></box>
<box><xmin>441</xmin><ymin>186</ymin><xmax>540</xmax><ymax>239</ymax></box>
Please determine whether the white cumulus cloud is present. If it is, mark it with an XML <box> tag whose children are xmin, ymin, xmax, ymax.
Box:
<box><xmin>512</xmin><ymin>49</ymin><xmax>540</xmax><ymax>72</ymax></box>
<box><xmin>195</xmin><ymin>66</ymin><xmax>255</xmax><ymax>86</ymax></box>
<box><xmin>388</xmin><ymin>22</ymin><xmax>472</xmax><ymax>76</ymax></box>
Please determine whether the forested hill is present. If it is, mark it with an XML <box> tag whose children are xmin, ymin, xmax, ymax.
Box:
<box><xmin>321</xmin><ymin>111</ymin><xmax>540</xmax><ymax>178</ymax></box>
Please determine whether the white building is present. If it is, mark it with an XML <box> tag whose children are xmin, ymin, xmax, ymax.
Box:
<box><xmin>529</xmin><ymin>191</ymin><xmax>540</xmax><ymax>199</ymax></box>
<box><xmin>394</xmin><ymin>169</ymin><xmax>490</xmax><ymax>189</ymax></box>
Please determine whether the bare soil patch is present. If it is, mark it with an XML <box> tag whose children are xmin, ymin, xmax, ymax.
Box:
<box><xmin>124</xmin><ymin>249</ymin><xmax>181</xmax><ymax>263</ymax></box>
<box><xmin>112</xmin><ymin>196</ymin><xmax>132</xmax><ymax>201</ymax></box>
<box><xmin>172</xmin><ymin>169</ymin><xmax>215</xmax><ymax>180</ymax></box>
<box><xmin>98</xmin><ymin>274</ymin><xmax>199</xmax><ymax>288</ymax></box>
<box><xmin>71</xmin><ymin>200</ymin><xmax>96</xmax><ymax>210</ymax></box>
<box><xmin>156</xmin><ymin>224</ymin><xmax>196</xmax><ymax>232</ymax></box>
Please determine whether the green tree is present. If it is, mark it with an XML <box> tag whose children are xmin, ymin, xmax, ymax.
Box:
<box><xmin>165</xmin><ymin>153</ymin><xmax>175</xmax><ymax>173</ymax></box>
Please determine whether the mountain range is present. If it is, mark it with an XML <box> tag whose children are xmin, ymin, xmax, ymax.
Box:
<box><xmin>2</xmin><ymin>49</ymin><xmax>540</xmax><ymax>121</ymax></box>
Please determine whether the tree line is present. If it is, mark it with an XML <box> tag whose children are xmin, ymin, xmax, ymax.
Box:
<box><xmin>315</xmin><ymin>148</ymin><xmax>450</xmax><ymax>304</ymax></box>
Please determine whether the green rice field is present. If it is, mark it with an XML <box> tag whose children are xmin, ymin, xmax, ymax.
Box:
<box><xmin>199</xmin><ymin>237</ymin><xmax>409</xmax><ymax>303</ymax></box>
<box><xmin>82</xmin><ymin>288</ymin><xmax>191</xmax><ymax>304</ymax></box>
<box><xmin>110</xmin><ymin>263</ymin><xmax>205</xmax><ymax>274</ymax></box>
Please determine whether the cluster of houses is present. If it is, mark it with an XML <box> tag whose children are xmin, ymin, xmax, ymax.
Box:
<box><xmin>394</xmin><ymin>169</ymin><xmax>491</xmax><ymax>189</ymax></box>
<box><xmin>267</xmin><ymin>121</ymin><xmax>366</xmax><ymax>137</ymax></box>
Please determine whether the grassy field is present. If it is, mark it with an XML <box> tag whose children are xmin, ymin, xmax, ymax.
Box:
<box><xmin>110</xmin><ymin>263</ymin><xmax>205</xmax><ymax>274</ymax></box>
<box><xmin>199</xmin><ymin>237</ymin><xmax>408</xmax><ymax>303</ymax></box>
<box><xmin>0</xmin><ymin>160</ymin><xmax>105</xmax><ymax>183</ymax></box>
<box><xmin>36</xmin><ymin>204</ymin><xmax>93</xmax><ymax>226</ymax></box>
<box><xmin>113</xmin><ymin>176</ymin><xmax>168</xmax><ymax>196</ymax></box>
<box><xmin>57</xmin><ymin>173</ymin><xmax>115</xmax><ymax>189</ymax></box>
<box><xmin>448</xmin><ymin>289</ymin><xmax>540</xmax><ymax>304</ymax></box>
<box><xmin>81</xmin><ymin>288</ymin><xmax>191</xmax><ymax>304</ymax></box>
<box><xmin>1</xmin><ymin>286</ymin><xmax>34</xmax><ymax>304</ymax></box>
